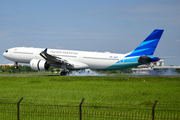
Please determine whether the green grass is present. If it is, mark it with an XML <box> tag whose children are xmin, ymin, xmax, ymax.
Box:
<box><xmin>0</xmin><ymin>76</ymin><xmax>179</xmax><ymax>119</ymax></box>
<box><xmin>0</xmin><ymin>76</ymin><xmax>179</xmax><ymax>105</ymax></box>
<box><xmin>0</xmin><ymin>72</ymin><xmax>58</xmax><ymax>76</ymax></box>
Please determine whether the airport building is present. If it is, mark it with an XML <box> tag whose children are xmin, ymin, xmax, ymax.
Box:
<box><xmin>132</xmin><ymin>60</ymin><xmax>180</xmax><ymax>75</ymax></box>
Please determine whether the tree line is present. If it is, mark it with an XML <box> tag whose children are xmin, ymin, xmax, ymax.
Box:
<box><xmin>0</xmin><ymin>65</ymin><xmax>133</xmax><ymax>74</ymax></box>
<box><xmin>1</xmin><ymin>65</ymin><xmax>179</xmax><ymax>75</ymax></box>
<box><xmin>0</xmin><ymin>65</ymin><xmax>59</xmax><ymax>74</ymax></box>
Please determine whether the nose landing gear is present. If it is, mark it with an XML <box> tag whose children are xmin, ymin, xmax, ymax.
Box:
<box><xmin>15</xmin><ymin>62</ymin><xmax>19</xmax><ymax>69</ymax></box>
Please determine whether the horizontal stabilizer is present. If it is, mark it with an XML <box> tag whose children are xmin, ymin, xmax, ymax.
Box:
<box><xmin>159</xmin><ymin>56</ymin><xmax>174</xmax><ymax>59</ymax></box>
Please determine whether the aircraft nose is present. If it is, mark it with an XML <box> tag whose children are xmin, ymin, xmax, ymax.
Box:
<box><xmin>3</xmin><ymin>50</ymin><xmax>9</xmax><ymax>58</ymax></box>
<box><xmin>3</xmin><ymin>52</ymin><xmax>7</xmax><ymax>58</ymax></box>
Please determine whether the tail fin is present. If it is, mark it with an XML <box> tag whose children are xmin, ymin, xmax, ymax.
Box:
<box><xmin>126</xmin><ymin>29</ymin><xmax>164</xmax><ymax>57</ymax></box>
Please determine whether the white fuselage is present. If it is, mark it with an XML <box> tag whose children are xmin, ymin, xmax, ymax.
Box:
<box><xmin>3</xmin><ymin>47</ymin><xmax>130</xmax><ymax>70</ymax></box>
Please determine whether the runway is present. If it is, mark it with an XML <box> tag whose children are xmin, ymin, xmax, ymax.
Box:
<box><xmin>0</xmin><ymin>74</ymin><xmax>180</xmax><ymax>77</ymax></box>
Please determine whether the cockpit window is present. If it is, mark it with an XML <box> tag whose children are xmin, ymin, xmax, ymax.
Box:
<box><xmin>5</xmin><ymin>50</ymin><xmax>8</xmax><ymax>53</ymax></box>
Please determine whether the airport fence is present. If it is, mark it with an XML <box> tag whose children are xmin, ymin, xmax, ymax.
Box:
<box><xmin>0</xmin><ymin>97</ymin><xmax>179</xmax><ymax>120</ymax></box>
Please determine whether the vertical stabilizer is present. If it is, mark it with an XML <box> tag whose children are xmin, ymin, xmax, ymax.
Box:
<box><xmin>126</xmin><ymin>29</ymin><xmax>164</xmax><ymax>57</ymax></box>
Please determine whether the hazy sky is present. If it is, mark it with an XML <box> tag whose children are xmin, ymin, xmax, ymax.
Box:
<box><xmin>0</xmin><ymin>0</ymin><xmax>180</xmax><ymax>66</ymax></box>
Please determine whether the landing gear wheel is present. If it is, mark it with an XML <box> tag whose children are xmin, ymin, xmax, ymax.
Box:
<box><xmin>15</xmin><ymin>66</ymin><xmax>19</xmax><ymax>69</ymax></box>
<box><xmin>60</xmin><ymin>71</ymin><xmax>69</xmax><ymax>76</ymax></box>
<box><xmin>15</xmin><ymin>62</ymin><xmax>19</xmax><ymax>69</ymax></box>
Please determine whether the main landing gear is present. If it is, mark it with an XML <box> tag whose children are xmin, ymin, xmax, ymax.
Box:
<box><xmin>60</xmin><ymin>70</ymin><xmax>69</xmax><ymax>76</ymax></box>
<box><xmin>60</xmin><ymin>65</ymin><xmax>69</xmax><ymax>76</ymax></box>
<box><xmin>15</xmin><ymin>62</ymin><xmax>19</xmax><ymax>69</ymax></box>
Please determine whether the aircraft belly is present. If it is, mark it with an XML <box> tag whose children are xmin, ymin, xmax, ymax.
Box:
<box><xmin>101</xmin><ymin>62</ymin><xmax>142</xmax><ymax>70</ymax></box>
<box><xmin>12</xmin><ymin>53</ymin><xmax>35</xmax><ymax>63</ymax></box>
<box><xmin>84</xmin><ymin>59</ymin><xmax>117</xmax><ymax>69</ymax></box>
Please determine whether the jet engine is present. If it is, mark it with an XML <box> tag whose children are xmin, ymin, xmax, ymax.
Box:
<box><xmin>30</xmin><ymin>59</ymin><xmax>50</xmax><ymax>71</ymax></box>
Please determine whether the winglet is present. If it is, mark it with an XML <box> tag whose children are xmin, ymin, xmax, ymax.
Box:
<box><xmin>44</xmin><ymin>48</ymin><xmax>48</xmax><ymax>53</ymax></box>
<box><xmin>40</xmin><ymin>48</ymin><xmax>48</xmax><ymax>59</ymax></box>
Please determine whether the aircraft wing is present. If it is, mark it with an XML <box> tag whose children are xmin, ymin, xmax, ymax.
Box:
<box><xmin>40</xmin><ymin>48</ymin><xmax>73</xmax><ymax>66</ymax></box>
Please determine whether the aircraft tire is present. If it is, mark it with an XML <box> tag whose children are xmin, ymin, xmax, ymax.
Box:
<box><xmin>60</xmin><ymin>71</ymin><xmax>69</xmax><ymax>76</ymax></box>
<box><xmin>15</xmin><ymin>66</ymin><xmax>19</xmax><ymax>69</ymax></box>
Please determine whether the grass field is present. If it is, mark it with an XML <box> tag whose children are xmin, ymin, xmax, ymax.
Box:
<box><xmin>0</xmin><ymin>76</ymin><xmax>179</xmax><ymax>105</ymax></box>
<box><xmin>0</xmin><ymin>75</ymin><xmax>180</xmax><ymax>119</ymax></box>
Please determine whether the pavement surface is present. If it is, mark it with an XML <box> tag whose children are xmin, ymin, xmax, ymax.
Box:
<box><xmin>0</xmin><ymin>74</ymin><xmax>180</xmax><ymax>77</ymax></box>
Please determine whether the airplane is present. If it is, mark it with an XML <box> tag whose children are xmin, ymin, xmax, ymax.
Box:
<box><xmin>3</xmin><ymin>29</ymin><xmax>164</xmax><ymax>75</ymax></box>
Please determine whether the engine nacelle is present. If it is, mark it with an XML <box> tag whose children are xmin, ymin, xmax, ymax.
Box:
<box><xmin>30</xmin><ymin>59</ymin><xmax>50</xmax><ymax>71</ymax></box>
